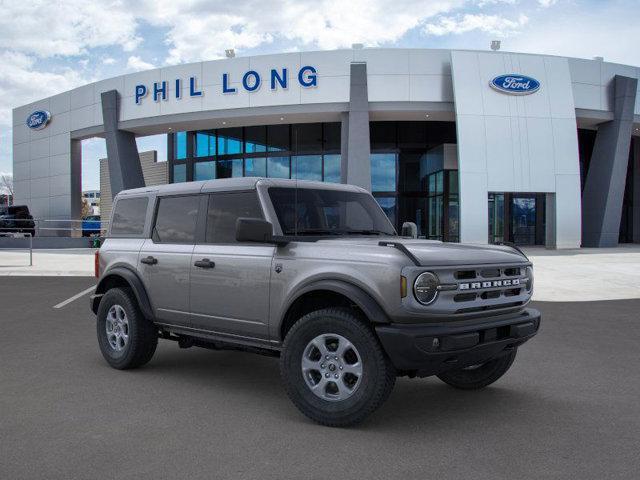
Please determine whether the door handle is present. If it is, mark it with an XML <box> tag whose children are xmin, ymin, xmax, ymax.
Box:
<box><xmin>141</xmin><ymin>256</ymin><xmax>158</xmax><ymax>265</ymax></box>
<box><xmin>194</xmin><ymin>258</ymin><xmax>215</xmax><ymax>269</ymax></box>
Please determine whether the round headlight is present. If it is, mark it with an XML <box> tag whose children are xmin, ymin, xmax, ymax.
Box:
<box><xmin>525</xmin><ymin>266</ymin><xmax>534</xmax><ymax>292</ymax></box>
<box><xmin>414</xmin><ymin>272</ymin><xmax>439</xmax><ymax>305</ymax></box>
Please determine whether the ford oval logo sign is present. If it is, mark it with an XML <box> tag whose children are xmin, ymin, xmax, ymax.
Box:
<box><xmin>490</xmin><ymin>74</ymin><xmax>540</xmax><ymax>95</ymax></box>
<box><xmin>26</xmin><ymin>110</ymin><xmax>51</xmax><ymax>130</ymax></box>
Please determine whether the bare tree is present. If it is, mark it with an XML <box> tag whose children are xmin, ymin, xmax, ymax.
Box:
<box><xmin>0</xmin><ymin>173</ymin><xmax>13</xmax><ymax>206</ymax></box>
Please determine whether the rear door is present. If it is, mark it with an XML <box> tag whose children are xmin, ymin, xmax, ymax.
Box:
<box><xmin>139</xmin><ymin>194</ymin><xmax>201</xmax><ymax>326</ymax></box>
<box><xmin>189</xmin><ymin>191</ymin><xmax>274</xmax><ymax>340</ymax></box>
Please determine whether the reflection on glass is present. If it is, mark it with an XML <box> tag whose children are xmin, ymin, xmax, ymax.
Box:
<box><xmin>175</xmin><ymin>132</ymin><xmax>187</xmax><ymax>160</ymax></box>
<box><xmin>217</xmin><ymin>159</ymin><xmax>243</xmax><ymax>178</ymax></box>
<box><xmin>427</xmin><ymin>196</ymin><xmax>443</xmax><ymax>239</ymax></box>
<box><xmin>217</xmin><ymin>128</ymin><xmax>243</xmax><ymax>155</ymax></box>
<box><xmin>245</xmin><ymin>126</ymin><xmax>267</xmax><ymax>153</ymax></box>
<box><xmin>195</xmin><ymin>131</ymin><xmax>215</xmax><ymax>157</ymax></box>
<box><xmin>194</xmin><ymin>161</ymin><xmax>216</xmax><ymax>181</ymax></box>
<box><xmin>371</xmin><ymin>153</ymin><xmax>396</xmax><ymax>192</ymax></box>
<box><xmin>173</xmin><ymin>163</ymin><xmax>186</xmax><ymax>182</ymax></box>
<box><xmin>292</xmin><ymin>155</ymin><xmax>322</xmax><ymax>181</ymax></box>
<box><xmin>323</xmin><ymin>154</ymin><xmax>341</xmax><ymax>183</ymax></box>
<box><xmin>245</xmin><ymin>157</ymin><xmax>266</xmax><ymax>177</ymax></box>
<box><xmin>375</xmin><ymin>197</ymin><xmax>396</xmax><ymax>226</ymax></box>
<box><xmin>267</xmin><ymin>157</ymin><xmax>290</xmax><ymax>178</ymax></box>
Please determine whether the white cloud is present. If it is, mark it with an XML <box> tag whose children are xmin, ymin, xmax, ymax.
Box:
<box><xmin>126</xmin><ymin>56</ymin><xmax>156</xmax><ymax>72</ymax></box>
<box><xmin>102</xmin><ymin>57</ymin><xmax>116</xmax><ymax>65</ymax></box>
<box><xmin>538</xmin><ymin>0</ymin><xmax>558</xmax><ymax>7</ymax></box>
<box><xmin>0</xmin><ymin>51</ymin><xmax>87</xmax><ymax>126</ymax></box>
<box><xmin>424</xmin><ymin>13</ymin><xmax>529</xmax><ymax>36</ymax></box>
<box><xmin>135</xmin><ymin>0</ymin><xmax>465</xmax><ymax>64</ymax></box>
<box><xmin>0</xmin><ymin>0</ymin><xmax>141</xmax><ymax>57</ymax></box>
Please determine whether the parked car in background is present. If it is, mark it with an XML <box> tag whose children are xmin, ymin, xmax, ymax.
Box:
<box><xmin>82</xmin><ymin>215</ymin><xmax>102</xmax><ymax>237</ymax></box>
<box><xmin>0</xmin><ymin>205</ymin><xmax>35</xmax><ymax>237</ymax></box>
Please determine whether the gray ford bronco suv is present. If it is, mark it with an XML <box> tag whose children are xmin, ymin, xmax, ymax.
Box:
<box><xmin>91</xmin><ymin>177</ymin><xmax>540</xmax><ymax>426</ymax></box>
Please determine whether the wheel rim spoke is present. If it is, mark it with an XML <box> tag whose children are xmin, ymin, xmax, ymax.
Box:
<box><xmin>106</xmin><ymin>305</ymin><xmax>129</xmax><ymax>352</ymax></box>
<box><xmin>301</xmin><ymin>332</ymin><xmax>363</xmax><ymax>402</ymax></box>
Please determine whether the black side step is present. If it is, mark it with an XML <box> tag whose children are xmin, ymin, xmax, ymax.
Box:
<box><xmin>378</xmin><ymin>241</ymin><xmax>421</xmax><ymax>266</ymax></box>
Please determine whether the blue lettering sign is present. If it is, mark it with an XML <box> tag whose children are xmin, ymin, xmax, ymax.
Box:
<box><xmin>190</xmin><ymin>76</ymin><xmax>202</xmax><ymax>97</ymax></box>
<box><xmin>153</xmin><ymin>81</ymin><xmax>167</xmax><ymax>101</ymax></box>
<box><xmin>298</xmin><ymin>66</ymin><xmax>317</xmax><ymax>87</ymax></box>
<box><xmin>242</xmin><ymin>71</ymin><xmax>261</xmax><ymax>92</ymax></box>
<box><xmin>490</xmin><ymin>74</ymin><xmax>540</xmax><ymax>95</ymax></box>
<box><xmin>135</xmin><ymin>85</ymin><xmax>147</xmax><ymax>104</ymax></box>
<box><xmin>222</xmin><ymin>73</ymin><xmax>236</xmax><ymax>93</ymax></box>
<box><xmin>135</xmin><ymin>65</ymin><xmax>319</xmax><ymax>104</ymax></box>
<box><xmin>271</xmin><ymin>68</ymin><xmax>287</xmax><ymax>90</ymax></box>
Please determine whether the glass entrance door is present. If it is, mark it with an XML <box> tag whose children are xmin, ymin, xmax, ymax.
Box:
<box><xmin>510</xmin><ymin>195</ymin><xmax>537</xmax><ymax>245</ymax></box>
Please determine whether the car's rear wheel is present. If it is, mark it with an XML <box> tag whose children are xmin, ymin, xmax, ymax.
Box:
<box><xmin>97</xmin><ymin>287</ymin><xmax>158</xmax><ymax>370</ymax></box>
<box><xmin>280</xmin><ymin>308</ymin><xmax>395</xmax><ymax>427</ymax></box>
<box><xmin>436</xmin><ymin>349</ymin><xmax>517</xmax><ymax>390</ymax></box>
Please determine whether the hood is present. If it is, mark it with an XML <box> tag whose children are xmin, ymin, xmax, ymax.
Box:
<box><xmin>395</xmin><ymin>239</ymin><xmax>528</xmax><ymax>266</ymax></box>
<box><xmin>314</xmin><ymin>237</ymin><xmax>528</xmax><ymax>266</ymax></box>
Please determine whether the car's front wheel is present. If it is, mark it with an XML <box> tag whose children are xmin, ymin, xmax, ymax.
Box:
<box><xmin>96</xmin><ymin>287</ymin><xmax>158</xmax><ymax>370</ymax></box>
<box><xmin>436</xmin><ymin>349</ymin><xmax>517</xmax><ymax>390</ymax></box>
<box><xmin>280</xmin><ymin>308</ymin><xmax>396</xmax><ymax>427</ymax></box>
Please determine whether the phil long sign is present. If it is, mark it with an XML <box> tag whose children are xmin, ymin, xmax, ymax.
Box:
<box><xmin>490</xmin><ymin>74</ymin><xmax>540</xmax><ymax>95</ymax></box>
<box><xmin>135</xmin><ymin>66</ymin><xmax>318</xmax><ymax>105</ymax></box>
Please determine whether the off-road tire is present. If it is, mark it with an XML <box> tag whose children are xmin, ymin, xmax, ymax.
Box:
<box><xmin>437</xmin><ymin>349</ymin><xmax>517</xmax><ymax>390</ymax></box>
<box><xmin>280</xmin><ymin>308</ymin><xmax>396</xmax><ymax>427</ymax></box>
<box><xmin>97</xmin><ymin>287</ymin><xmax>158</xmax><ymax>370</ymax></box>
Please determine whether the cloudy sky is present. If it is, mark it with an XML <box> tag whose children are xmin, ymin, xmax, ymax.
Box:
<box><xmin>0</xmin><ymin>0</ymin><xmax>638</xmax><ymax>190</ymax></box>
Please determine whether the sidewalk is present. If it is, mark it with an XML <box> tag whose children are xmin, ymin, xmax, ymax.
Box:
<box><xmin>1</xmin><ymin>245</ymin><xmax>639</xmax><ymax>302</ymax></box>
<box><xmin>0</xmin><ymin>248</ymin><xmax>96</xmax><ymax>276</ymax></box>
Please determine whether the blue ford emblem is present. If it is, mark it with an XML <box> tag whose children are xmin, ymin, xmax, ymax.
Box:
<box><xmin>490</xmin><ymin>74</ymin><xmax>540</xmax><ymax>95</ymax></box>
<box><xmin>26</xmin><ymin>110</ymin><xmax>51</xmax><ymax>130</ymax></box>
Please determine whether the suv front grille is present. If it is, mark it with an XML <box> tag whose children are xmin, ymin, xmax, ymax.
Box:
<box><xmin>407</xmin><ymin>263</ymin><xmax>532</xmax><ymax>316</ymax></box>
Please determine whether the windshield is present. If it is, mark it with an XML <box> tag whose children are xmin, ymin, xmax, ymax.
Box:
<box><xmin>268</xmin><ymin>187</ymin><xmax>396</xmax><ymax>236</ymax></box>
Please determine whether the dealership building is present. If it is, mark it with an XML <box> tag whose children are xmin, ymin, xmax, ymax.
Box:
<box><xmin>11</xmin><ymin>48</ymin><xmax>640</xmax><ymax>247</ymax></box>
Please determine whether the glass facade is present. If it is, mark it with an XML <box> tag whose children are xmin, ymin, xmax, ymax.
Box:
<box><xmin>169</xmin><ymin>123</ymin><xmax>341</xmax><ymax>183</ymax></box>
<box><xmin>369</xmin><ymin>121</ymin><xmax>459</xmax><ymax>241</ymax></box>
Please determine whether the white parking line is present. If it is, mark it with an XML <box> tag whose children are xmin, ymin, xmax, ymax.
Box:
<box><xmin>53</xmin><ymin>285</ymin><xmax>96</xmax><ymax>309</ymax></box>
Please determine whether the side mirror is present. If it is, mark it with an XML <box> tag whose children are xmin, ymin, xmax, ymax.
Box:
<box><xmin>236</xmin><ymin>217</ymin><xmax>275</xmax><ymax>243</ymax></box>
<box><xmin>401</xmin><ymin>222</ymin><xmax>418</xmax><ymax>238</ymax></box>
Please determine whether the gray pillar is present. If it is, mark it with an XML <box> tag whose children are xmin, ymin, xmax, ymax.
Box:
<box><xmin>582</xmin><ymin>75</ymin><xmax>638</xmax><ymax>247</ymax></box>
<box><xmin>545</xmin><ymin>193</ymin><xmax>557</xmax><ymax>249</ymax></box>
<box><xmin>101</xmin><ymin>90</ymin><xmax>145</xmax><ymax>199</ymax></box>
<box><xmin>633</xmin><ymin>138</ymin><xmax>640</xmax><ymax>243</ymax></box>
<box><xmin>341</xmin><ymin>63</ymin><xmax>371</xmax><ymax>191</ymax></box>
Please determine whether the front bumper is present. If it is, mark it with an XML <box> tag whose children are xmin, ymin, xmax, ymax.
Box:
<box><xmin>375</xmin><ymin>308</ymin><xmax>541</xmax><ymax>377</ymax></box>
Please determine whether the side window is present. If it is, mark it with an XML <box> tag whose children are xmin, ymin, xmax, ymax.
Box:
<box><xmin>153</xmin><ymin>195</ymin><xmax>200</xmax><ymax>244</ymax></box>
<box><xmin>206</xmin><ymin>192</ymin><xmax>263</xmax><ymax>243</ymax></box>
<box><xmin>111</xmin><ymin>197</ymin><xmax>148</xmax><ymax>236</ymax></box>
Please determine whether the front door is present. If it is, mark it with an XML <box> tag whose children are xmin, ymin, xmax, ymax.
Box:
<box><xmin>139</xmin><ymin>194</ymin><xmax>200</xmax><ymax>325</ymax></box>
<box><xmin>510</xmin><ymin>195</ymin><xmax>537</xmax><ymax>246</ymax></box>
<box><xmin>189</xmin><ymin>191</ymin><xmax>274</xmax><ymax>341</ymax></box>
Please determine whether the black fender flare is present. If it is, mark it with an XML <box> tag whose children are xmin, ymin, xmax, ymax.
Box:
<box><xmin>92</xmin><ymin>266</ymin><xmax>154</xmax><ymax>320</ymax></box>
<box><xmin>283</xmin><ymin>279</ymin><xmax>390</xmax><ymax>326</ymax></box>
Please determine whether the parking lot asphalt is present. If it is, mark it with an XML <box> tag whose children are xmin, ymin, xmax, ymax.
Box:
<box><xmin>1</xmin><ymin>277</ymin><xmax>639</xmax><ymax>480</ymax></box>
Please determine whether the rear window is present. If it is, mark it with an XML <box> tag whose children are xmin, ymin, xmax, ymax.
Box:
<box><xmin>153</xmin><ymin>195</ymin><xmax>200</xmax><ymax>244</ymax></box>
<box><xmin>110</xmin><ymin>197</ymin><xmax>148</xmax><ymax>236</ymax></box>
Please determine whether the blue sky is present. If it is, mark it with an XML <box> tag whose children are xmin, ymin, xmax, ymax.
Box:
<box><xmin>1</xmin><ymin>0</ymin><xmax>638</xmax><ymax>191</ymax></box>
